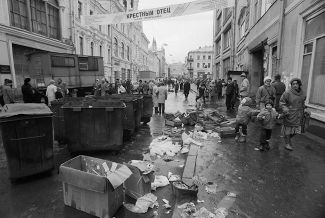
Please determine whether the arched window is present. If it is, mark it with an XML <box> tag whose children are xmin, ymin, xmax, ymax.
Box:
<box><xmin>121</xmin><ymin>42</ymin><xmax>125</xmax><ymax>59</ymax></box>
<box><xmin>91</xmin><ymin>42</ymin><xmax>94</xmax><ymax>56</ymax></box>
<box><xmin>114</xmin><ymin>38</ymin><xmax>118</xmax><ymax>57</ymax></box>
<box><xmin>127</xmin><ymin>46</ymin><xmax>130</xmax><ymax>61</ymax></box>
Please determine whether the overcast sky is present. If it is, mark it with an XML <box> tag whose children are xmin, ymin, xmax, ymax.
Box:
<box><xmin>138</xmin><ymin>0</ymin><xmax>214</xmax><ymax>64</ymax></box>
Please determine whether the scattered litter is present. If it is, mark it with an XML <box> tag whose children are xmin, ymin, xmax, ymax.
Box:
<box><xmin>194</xmin><ymin>124</ymin><xmax>204</xmax><ymax>131</ymax></box>
<box><xmin>165</xmin><ymin>210</ymin><xmax>171</xmax><ymax>214</ymax></box>
<box><xmin>129</xmin><ymin>160</ymin><xmax>154</xmax><ymax>174</ymax></box>
<box><xmin>197</xmin><ymin>200</ymin><xmax>205</xmax><ymax>203</ymax></box>
<box><xmin>254</xmin><ymin>148</ymin><xmax>260</xmax><ymax>151</ymax></box>
<box><xmin>124</xmin><ymin>193</ymin><xmax>158</xmax><ymax>213</ymax></box>
<box><xmin>181</xmin><ymin>147</ymin><xmax>189</xmax><ymax>154</ymax></box>
<box><xmin>162</xmin><ymin>199</ymin><xmax>171</xmax><ymax>209</ymax></box>
<box><xmin>151</xmin><ymin>175</ymin><xmax>170</xmax><ymax>191</ymax></box>
<box><xmin>227</xmin><ymin>192</ymin><xmax>237</xmax><ymax>198</ymax></box>
<box><xmin>142</xmin><ymin>153</ymin><xmax>152</xmax><ymax>162</ymax></box>
<box><xmin>153</xmin><ymin>211</ymin><xmax>158</xmax><ymax>216</ymax></box>
<box><xmin>193</xmin><ymin>207</ymin><xmax>215</xmax><ymax>218</ymax></box>
<box><xmin>182</xmin><ymin>132</ymin><xmax>202</xmax><ymax>146</ymax></box>
<box><xmin>178</xmin><ymin>202</ymin><xmax>197</xmax><ymax>216</ymax></box>
<box><xmin>193</xmin><ymin>176</ymin><xmax>208</xmax><ymax>186</ymax></box>
<box><xmin>168</xmin><ymin>172</ymin><xmax>181</xmax><ymax>182</ymax></box>
<box><xmin>214</xmin><ymin>207</ymin><xmax>228</xmax><ymax>218</ymax></box>
<box><xmin>238</xmin><ymin>177</ymin><xmax>242</xmax><ymax>180</ymax></box>
<box><xmin>193</xmin><ymin>130</ymin><xmax>208</xmax><ymax>140</ymax></box>
<box><xmin>163</xmin><ymin>156</ymin><xmax>174</xmax><ymax>162</ymax></box>
<box><xmin>149</xmin><ymin>136</ymin><xmax>181</xmax><ymax>156</ymax></box>
<box><xmin>178</xmin><ymin>164</ymin><xmax>184</xmax><ymax>168</ymax></box>
<box><xmin>208</xmin><ymin>132</ymin><xmax>221</xmax><ymax>138</ymax></box>
<box><xmin>205</xmin><ymin>183</ymin><xmax>218</xmax><ymax>194</ymax></box>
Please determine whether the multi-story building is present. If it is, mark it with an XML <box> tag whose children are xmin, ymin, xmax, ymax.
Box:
<box><xmin>212</xmin><ymin>6</ymin><xmax>235</xmax><ymax>80</ymax></box>
<box><xmin>0</xmin><ymin>0</ymin><xmax>73</xmax><ymax>87</ymax></box>
<box><xmin>186</xmin><ymin>46</ymin><xmax>213</xmax><ymax>79</ymax></box>
<box><xmin>0</xmin><ymin>0</ymin><xmax>155</xmax><ymax>88</ymax></box>
<box><xmin>213</xmin><ymin>0</ymin><xmax>325</xmax><ymax>138</ymax></box>
<box><xmin>168</xmin><ymin>62</ymin><xmax>186</xmax><ymax>78</ymax></box>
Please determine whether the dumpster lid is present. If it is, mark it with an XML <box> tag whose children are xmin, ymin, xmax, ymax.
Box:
<box><xmin>62</xmin><ymin>100</ymin><xmax>126</xmax><ymax>109</ymax></box>
<box><xmin>0</xmin><ymin>103</ymin><xmax>52</xmax><ymax>119</ymax></box>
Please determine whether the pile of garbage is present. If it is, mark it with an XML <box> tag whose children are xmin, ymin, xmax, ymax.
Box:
<box><xmin>149</xmin><ymin>136</ymin><xmax>182</xmax><ymax>157</ymax></box>
<box><xmin>165</xmin><ymin>110</ymin><xmax>198</xmax><ymax>127</ymax></box>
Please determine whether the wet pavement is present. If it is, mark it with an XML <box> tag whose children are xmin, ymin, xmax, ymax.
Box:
<box><xmin>0</xmin><ymin>88</ymin><xmax>325</xmax><ymax>218</ymax></box>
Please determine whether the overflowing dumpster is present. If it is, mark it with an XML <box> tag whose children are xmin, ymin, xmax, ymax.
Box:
<box><xmin>139</xmin><ymin>94</ymin><xmax>153</xmax><ymax>124</ymax></box>
<box><xmin>62</xmin><ymin>100</ymin><xmax>126</xmax><ymax>153</ymax></box>
<box><xmin>0</xmin><ymin>104</ymin><xmax>54</xmax><ymax>180</ymax></box>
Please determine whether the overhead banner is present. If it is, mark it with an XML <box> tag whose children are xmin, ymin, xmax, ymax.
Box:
<box><xmin>81</xmin><ymin>0</ymin><xmax>235</xmax><ymax>25</ymax></box>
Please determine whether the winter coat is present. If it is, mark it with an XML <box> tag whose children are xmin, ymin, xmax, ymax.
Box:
<box><xmin>183</xmin><ymin>82</ymin><xmax>190</xmax><ymax>94</ymax></box>
<box><xmin>3</xmin><ymin>85</ymin><xmax>15</xmax><ymax>104</ymax></box>
<box><xmin>174</xmin><ymin>83</ymin><xmax>179</xmax><ymax>92</ymax></box>
<box><xmin>255</xmin><ymin>85</ymin><xmax>276</xmax><ymax>105</ymax></box>
<box><xmin>280</xmin><ymin>88</ymin><xmax>306</xmax><ymax>127</ymax></box>
<box><xmin>257</xmin><ymin>108</ymin><xmax>279</xmax><ymax>129</ymax></box>
<box><xmin>157</xmin><ymin>86</ymin><xmax>167</xmax><ymax>104</ymax></box>
<box><xmin>240</xmin><ymin>78</ymin><xmax>250</xmax><ymax>97</ymax></box>
<box><xmin>226</xmin><ymin>83</ymin><xmax>234</xmax><ymax>96</ymax></box>
<box><xmin>152</xmin><ymin>85</ymin><xmax>159</xmax><ymax>107</ymax></box>
<box><xmin>236</xmin><ymin>97</ymin><xmax>258</xmax><ymax>125</ymax></box>
<box><xmin>21</xmin><ymin>83</ymin><xmax>34</xmax><ymax>103</ymax></box>
<box><xmin>46</xmin><ymin>84</ymin><xmax>57</xmax><ymax>104</ymax></box>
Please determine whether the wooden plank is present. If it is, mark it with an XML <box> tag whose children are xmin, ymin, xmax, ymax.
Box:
<box><xmin>182</xmin><ymin>155</ymin><xmax>197</xmax><ymax>179</ymax></box>
<box><xmin>188</xmin><ymin>145</ymin><xmax>199</xmax><ymax>156</ymax></box>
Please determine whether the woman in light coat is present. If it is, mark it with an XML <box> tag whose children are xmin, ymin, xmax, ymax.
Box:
<box><xmin>157</xmin><ymin>82</ymin><xmax>168</xmax><ymax>114</ymax></box>
<box><xmin>152</xmin><ymin>82</ymin><xmax>159</xmax><ymax>114</ymax></box>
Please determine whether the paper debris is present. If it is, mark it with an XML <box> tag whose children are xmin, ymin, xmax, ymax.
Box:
<box><xmin>227</xmin><ymin>192</ymin><xmax>237</xmax><ymax>198</ymax></box>
<box><xmin>124</xmin><ymin>193</ymin><xmax>158</xmax><ymax>213</ymax></box>
<box><xmin>181</xmin><ymin>147</ymin><xmax>189</xmax><ymax>154</ymax></box>
<box><xmin>168</xmin><ymin>172</ymin><xmax>181</xmax><ymax>182</ymax></box>
<box><xmin>197</xmin><ymin>200</ymin><xmax>205</xmax><ymax>203</ymax></box>
<box><xmin>162</xmin><ymin>199</ymin><xmax>171</xmax><ymax>209</ymax></box>
<box><xmin>178</xmin><ymin>202</ymin><xmax>196</xmax><ymax>216</ymax></box>
<box><xmin>214</xmin><ymin>207</ymin><xmax>228</xmax><ymax>218</ymax></box>
<box><xmin>205</xmin><ymin>184</ymin><xmax>218</xmax><ymax>194</ymax></box>
<box><xmin>193</xmin><ymin>207</ymin><xmax>215</xmax><ymax>218</ymax></box>
<box><xmin>179</xmin><ymin>164</ymin><xmax>184</xmax><ymax>168</ymax></box>
<box><xmin>151</xmin><ymin>175</ymin><xmax>170</xmax><ymax>191</ymax></box>
<box><xmin>149</xmin><ymin>137</ymin><xmax>181</xmax><ymax>156</ymax></box>
<box><xmin>193</xmin><ymin>176</ymin><xmax>208</xmax><ymax>186</ymax></box>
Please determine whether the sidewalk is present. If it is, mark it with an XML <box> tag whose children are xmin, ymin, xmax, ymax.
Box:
<box><xmin>172</xmin><ymin>99</ymin><xmax>325</xmax><ymax>218</ymax></box>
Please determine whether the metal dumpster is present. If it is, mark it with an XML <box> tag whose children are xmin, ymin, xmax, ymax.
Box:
<box><xmin>50</xmin><ymin>97</ymin><xmax>91</xmax><ymax>144</ymax></box>
<box><xmin>62</xmin><ymin>100</ymin><xmax>126</xmax><ymax>153</ymax></box>
<box><xmin>0</xmin><ymin>104</ymin><xmax>54</xmax><ymax>180</ymax></box>
<box><xmin>135</xmin><ymin>94</ymin><xmax>153</xmax><ymax>124</ymax></box>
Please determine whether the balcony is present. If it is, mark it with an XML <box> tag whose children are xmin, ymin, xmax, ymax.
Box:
<box><xmin>187</xmin><ymin>67</ymin><xmax>193</xmax><ymax>71</ymax></box>
<box><xmin>187</xmin><ymin>57</ymin><xmax>194</xmax><ymax>62</ymax></box>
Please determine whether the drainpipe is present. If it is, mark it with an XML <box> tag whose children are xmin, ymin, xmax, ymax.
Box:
<box><xmin>276</xmin><ymin>0</ymin><xmax>286</xmax><ymax>75</ymax></box>
<box><xmin>232</xmin><ymin>0</ymin><xmax>237</xmax><ymax>72</ymax></box>
<box><xmin>69</xmin><ymin>0</ymin><xmax>75</xmax><ymax>54</ymax></box>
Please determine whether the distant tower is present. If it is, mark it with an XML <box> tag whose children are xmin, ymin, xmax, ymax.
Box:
<box><xmin>152</xmin><ymin>37</ymin><xmax>157</xmax><ymax>51</ymax></box>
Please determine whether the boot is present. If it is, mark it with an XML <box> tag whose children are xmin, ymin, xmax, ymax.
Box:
<box><xmin>284</xmin><ymin>144</ymin><xmax>293</xmax><ymax>151</ymax></box>
<box><xmin>258</xmin><ymin>144</ymin><xmax>265</xmax><ymax>152</ymax></box>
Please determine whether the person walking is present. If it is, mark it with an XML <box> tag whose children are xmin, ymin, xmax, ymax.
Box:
<box><xmin>183</xmin><ymin>80</ymin><xmax>190</xmax><ymax>100</ymax></box>
<box><xmin>239</xmin><ymin>72</ymin><xmax>250</xmax><ymax>98</ymax></box>
<box><xmin>280</xmin><ymin>78</ymin><xmax>307</xmax><ymax>151</ymax></box>
<box><xmin>174</xmin><ymin>81</ymin><xmax>179</xmax><ymax>96</ymax></box>
<box><xmin>152</xmin><ymin>82</ymin><xmax>159</xmax><ymax>114</ymax></box>
<box><xmin>46</xmin><ymin>80</ymin><xmax>57</xmax><ymax>106</ymax></box>
<box><xmin>21</xmin><ymin>78</ymin><xmax>34</xmax><ymax>103</ymax></box>
<box><xmin>3</xmin><ymin>79</ymin><xmax>15</xmax><ymax>104</ymax></box>
<box><xmin>232</xmin><ymin>80</ymin><xmax>239</xmax><ymax>109</ymax></box>
<box><xmin>0</xmin><ymin>80</ymin><xmax>5</xmax><ymax>106</ymax></box>
<box><xmin>256</xmin><ymin>76</ymin><xmax>276</xmax><ymax>109</ymax></box>
<box><xmin>225</xmin><ymin>77</ymin><xmax>235</xmax><ymax>111</ymax></box>
<box><xmin>196</xmin><ymin>83</ymin><xmax>206</xmax><ymax>104</ymax></box>
<box><xmin>256</xmin><ymin>100</ymin><xmax>279</xmax><ymax>151</ymax></box>
<box><xmin>272</xmin><ymin>74</ymin><xmax>286</xmax><ymax>112</ymax></box>
<box><xmin>143</xmin><ymin>81</ymin><xmax>149</xmax><ymax>94</ymax></box>
<box><xmin>157</xmin><ymin>82</ymin><xmax>168</xmax><ymax>114</ymax></box>
<box><xmin>138</xmin><ymin>80</ymin><xmax>144</xmax><ymax>94</ymax></box>
<box><xmin>216</xmin><ymin>79</ymin><xmax>223</xmax><ymax>100</ymax></box>
<box><xmin>180</xmin><ymin>81</ymin><xmax>184</xmax><ymax>91</ymax></box>
<box><xmin>117</xmin><ymin>82</ymin><xmax>126</xmax><ymax>94</ymax></box>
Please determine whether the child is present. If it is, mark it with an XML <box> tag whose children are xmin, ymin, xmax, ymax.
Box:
<box><xmin>256</xmin><ymin>100</ymin><xmax>279</xmax><ymax>151</ymax></box>
<box><xmin>235</xmin><ymin>97</ymin><xmax>259</xmax><ymax>142</ymax></box>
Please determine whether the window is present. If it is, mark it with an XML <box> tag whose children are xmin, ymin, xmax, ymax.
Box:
<box><xmin>79</xmin><ymin>36</ymin><xmax>83</xmax><ymax>55</ymax></box>
<box><xmin>90</xmin><ymin>42</ymin><xmax>94</xmax><ymax>56</ymax></box>
<box><xmin>30</xmin><ymin>0</ymin><xmax>47</xmax><ymax>36</ymax></box>
<box><xmin>127</xmin><ymin>46</ymin><xmax>130</xmax><ymax>60</ymax></box>
<box><xmin>208</xmin><ymin>55</ymin><xmax>211</xmax><ymax>60</ymax></box>
<box><xmin>224</xmin><ymin>8</ymin><xmax>232</xmax><ymax>24</ymax></box>
<box><xmin>130</xmin><ymin>0</ymin><xmax>134</xmax><ymax>9</ymax></box>
<box><xmin>216</xmin><ymin>62</ymin><xmax>220</xmax><ymax>77</ymax></box>
<box><xmin>197</xmin><ymin>63</ymin><xmax>200</xmax><ymax>68</ymax></box>
<box><xmin>107</xmin><ymin>25</ymin><xmax>110</xmax><ymax>36</ymax></box>
<box><xmin>114</xmin><ymin>38</ymin><xmax>118</xmax><ymax>57</ymax></box>
<box><xmin>107</xmin><ymin>48</ymin><xmax>110</xmax><ymax>62</ymax></box>
<box><xmin>99</xmin><ymin>25</ymin><xmax>102</xmax><ymax>32</ymax></box>
<box><xmin>223</xmin><ymin>58</ymin><xmax>230</xmax><ymax>77</ymax></box>
<box><xmin>9</xmin><ymin>0</ymin><xmax>29</xmax><ymax>30</ymax></box>
<box><xmin>203</xmin><ymin>55</ymin><xmax>206</xmax><ymax>60</ymax></box>
<box><xmin>216</xmin><ymin>39</ymin><xmax>221</xmax><ymax>55</ymax></box>
<box><xmin>48</xmin><ymin>3</ymin><xmax>60</xmax><ymax>39</ymax></box>
<box><xmin>78</xmin><ymin>1</ymin><xmax>82</xmax><ymax>19</ymax></box>
<box><xmin>90</xmin><ymin>10</ymin><xmax>93</xmax><ymax>15</ymax></box>
<box><xmin>51</xmin><ymin>56</ymin><xmax>75</xmax><ymax>67</ymax></box>
<box><xmin>303</xmin><ymin>12</ymin><xmax>325</xmax><ymax>107</ymax></box>
<box><xmin>197</xmin><ymin>55</ymin><xmax>200</xmax><ymax>60</ymax></box>
<box><xmin>99</xmin><ymin>45</ymin><xmax>102</xmax><ymax>57</ymax></box>
<box><xmin>78</xmin><ymin>57</ymin><xmax>98</xmax><ymax>71</ymax></box>
<box><xmin>223</xmin><ymin>28</ymin><xmax>232</xmax><ymax>49</ymax></box>
<box><xmin>216</xmin><ymin>14</ymin><xmax>221</xmax><ymax>34</ymax></box>
<box><xmin>121</xmin><ymin>42</ymin><xmax>125</xmax><ymax>59</ymax></box>
<box><xmin>208</xmin><ymin>63</ymin><xmax>211</xmax><ymax>68</ymax></box>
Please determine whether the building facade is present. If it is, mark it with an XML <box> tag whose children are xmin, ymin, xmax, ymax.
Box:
<box><xmin>168</xmin><ymin>62</ymin><xmax>186</xmax><ymax>78</ymax></box>
<box><xmin>186</xmin><ymin>46</ymin><xmax>213</xmax><ymax>79</ymax></box>
<box><xmin>212</xmin><ymin>0</ymin><xmax>325</xmax><ymax>136</ymax></box>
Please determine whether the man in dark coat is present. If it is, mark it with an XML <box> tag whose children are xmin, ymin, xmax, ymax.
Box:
<box><xmin>216</xmin><ymin>79</ymin><xmax>223</xmax><ymax>100</ymax></box>
<box><xmin>183</xmin><ymin>80</ymin><xmax>191</xmax><ymax>100</ymax></box>
<box><xmin>225</xmin><ymin>77</ymin><xmax>235</xmax><ymax>111</ymax></box>
<box><xmin>21</xmin><ymin>78</ymin><xmax>34</xmax><ymax>103</ymax></box>
<box><xmin>272</xmin><ymin>74</ymin><xmax>286</xmax><ymax>112</ymax></box>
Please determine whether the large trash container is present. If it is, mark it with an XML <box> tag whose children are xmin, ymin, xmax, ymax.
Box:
<box><xmin>138</xmin><ymin>94</ymin><xmax>153</xmax><ymax>124</ymax></box>
<box><xmin>50</xmin><ymin>97</ymin><xmax>91</xmax><ymax>144</ymax></box>
<box><xmin>0</xmin><ymin>103</ymin><xmax>54</xmax><ymax>180</ymax></box>
<box><xmin>62</xmin><ymin>100</ymin><xmax>126</xmax><ymax>153</ymax></box>
<box><xmin>95</xmin><ymin>95</ymin><xmax>142</xmax><ymax>134</ymax></box>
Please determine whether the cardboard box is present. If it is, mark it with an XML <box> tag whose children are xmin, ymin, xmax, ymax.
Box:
<box><xmin>216</xmin><ymin>126</ymin><xmax>236</xmax><ymax>138</ymax></box>
<box><xmin>124</xmin><ymin>162</ymin><xmax>155</xmax><ymax>199</ymax></box>
<box><xmin>60</xmin><ymin>155</ymin><xmax>132</xmax><ymax>218</ymax></box>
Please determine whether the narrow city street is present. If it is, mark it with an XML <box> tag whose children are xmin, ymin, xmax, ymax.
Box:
<box><xmin>0</xmin><ymin>89</ymin><xmax>324</xmax><ymax>218</ymax></box>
